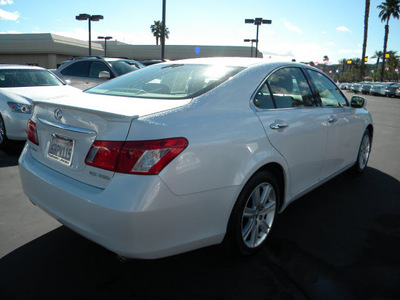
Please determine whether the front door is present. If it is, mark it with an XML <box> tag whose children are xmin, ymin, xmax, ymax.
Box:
<box><xmin>304</xmin><ymin>69</ymin><xmax>365</xmax><ymax>178</ymax></box>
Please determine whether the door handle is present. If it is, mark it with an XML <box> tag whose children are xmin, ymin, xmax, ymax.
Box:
<box><xmin>328</xmin><ymin>118</ymin><xmax>337</xmax><ymax>123</ymax></box>
<box><xmin>270</xmin><ymin>123</ymin><xmax>289</xmax><ymax>129</ymax></box>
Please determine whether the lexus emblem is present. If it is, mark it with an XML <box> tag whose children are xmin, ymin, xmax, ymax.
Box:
<box><xmin>54</xmin><ymin>108</ymin><xmax>63</xmax><ymax>121</ymax></box>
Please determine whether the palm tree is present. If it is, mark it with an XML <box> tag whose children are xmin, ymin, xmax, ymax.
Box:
<box><xmin>360</xmin><ymin>0</ymin><xmax>370</xmax><ymax>80</ymax></box>
<box><xmin>377</xmin><ymin>0</ymin><xmax>400</xmax><ymax>81</ymax></box>
<box><xmin>371</xmin><ymin>50</ymin><xmax>383</xmax><ymax>69</ymax></box>
<box><xmin>339</xmin><ymin>58</ymin><xmax>347</xmax><ymax>72</ymax></box>
<box><xmin>150</xmin><ymin>20</ymin><xmax>170</xmax><ymax>45</ymax></box>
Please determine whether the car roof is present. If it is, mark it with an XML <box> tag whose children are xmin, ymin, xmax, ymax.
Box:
<box><xmin>0</xmin><ymin>64</ymin><xmax>46</xmax><ymax>70</ymax></box>
<box><xmin>161</xmin><ymin>57</ymin><xmax>268</xmax><ymax>68</ymax></box>
<box><xmin>66</xmin><ymin>56</ymin><xmax>138</xmax><ymax>62</ymax></box>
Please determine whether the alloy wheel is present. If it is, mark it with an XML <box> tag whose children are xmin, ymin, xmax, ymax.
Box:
<box><xmin>241</xmin><ymin>182</ymin><xmax>276</xmax><ymax>248</ymax></box>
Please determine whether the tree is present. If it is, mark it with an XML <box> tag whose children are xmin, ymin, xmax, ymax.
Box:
<box><xmin>338</xmin><ymin>58</ymin><xmax>347</xmax><ymax>72</ymax></box>
<box><xmin>322</xmin><ymin>55</ymin><xmax>329</xmax><ymax>72</ymax></box>
<box><xmin>150</xmin><ymin>20</ymin><xmax>170</xmax><ymax>45</ymax></box>
<box><xmin>371</xmin><ymin>50</ymin><xmax>383</xmax><ymax>69</ymax></box>
<box><xmin>377</xmin><ymin>0</ymin><xmax>400</xmax><ymax>81</ymax></box>
<box><xmin>360</xmin><ymin>0</ymin><xmax>370</xmax><ymax>80</ymax></box>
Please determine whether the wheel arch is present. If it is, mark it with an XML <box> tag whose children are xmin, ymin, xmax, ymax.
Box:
<box><xmin>256</xmin><ymin>162</ymin><xmax>286</xmax><ymax>212</ymax></box>
<box><xmin>0</xmin><ymin>112</ymin><xmax>8</xmax><ymax>146</ymax></box>
<box><xmin>366</xmin><ymin>124</ymin><xmax>373</xmax><ymax>141</ymax></box>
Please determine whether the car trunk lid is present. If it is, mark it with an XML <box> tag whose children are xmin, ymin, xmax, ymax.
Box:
<box><xmin>29</xmin><ymin>93</ymin><xmax>191</xmax><ymax>189</ymax></box>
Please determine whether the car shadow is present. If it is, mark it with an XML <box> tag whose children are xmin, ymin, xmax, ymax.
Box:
<box><xmin>0</xmin><ymin>141</ymin><xmax>25</xmax><ymax>167</ymax></box>
<box><xmin>0</xmin><ymin>167</ymin><xmax>399</xmax><ymax>299</ymax></box>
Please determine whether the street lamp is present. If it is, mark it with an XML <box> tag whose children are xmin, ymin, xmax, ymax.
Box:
<box><xmin>98</xmin><ymin>36</ymin><xmax>112</xmax><ymax>57</ymax></box>
<box><xmin>76</xmin><ymin>13</ymin><xmax>104</xmax><ymax>56</ymax></box>
<box><xmin>161</xmin><ymin>0</ymin><xmax>166</xmax><ymax>60</ymax></box>
<box><xmin>245</xmin><ymin>18</ymin><xmax>272</xmax><ymax>58</ymax></box>
<box><xmin>244</xmin><ymin>39</ymin><xmax>257</xmax><ymax>57</ymax></box>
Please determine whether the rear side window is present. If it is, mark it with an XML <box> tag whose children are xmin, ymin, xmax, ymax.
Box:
<box><xmin>254</xmin><ymin>67</ymin><xmax>315</xmax><ymax>109</ymax></box>
<box><xmin>306</xmin><ymin>69</ymin><xmax>348</xmax><ymax>107</ymax></box>
<box><xmin>60</xmin><ymin>61</ymin><xmax>90</xmax><ymax>77</ymax></box>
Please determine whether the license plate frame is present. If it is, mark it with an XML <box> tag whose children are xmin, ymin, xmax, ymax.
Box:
<box><xmin>47</xmin><ymin>134</ymin><xmax>75</xmax><ymax>166</ymax></box>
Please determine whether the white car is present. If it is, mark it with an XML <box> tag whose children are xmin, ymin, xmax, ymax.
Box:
<box><xmin>19</xmin><ymin>58</ymin><xmax>373</xmax><ymax>259</ymax></box>
<box><xmin>0</xmin><ymin>65</ymin><xmax>81</xmax><ymax>147</ymax></box>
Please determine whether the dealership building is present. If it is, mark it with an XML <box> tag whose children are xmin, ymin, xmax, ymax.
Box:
<box><xmin>0</xmin><ymin>33</ymin><xmax>261</xmax><ymax>69</ymax></box>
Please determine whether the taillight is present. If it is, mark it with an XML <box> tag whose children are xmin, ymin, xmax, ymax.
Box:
<box><xmin>27</xmin><ymin>119</ymin><xmax>39</xmax><ymax>145</ymax></box>
<box><xmin>85</xmin><ymin>138</ymin><xmax>188</xmax><ymax>175</ymax></box>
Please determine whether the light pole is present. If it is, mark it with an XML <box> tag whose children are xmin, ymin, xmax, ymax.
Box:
<box><xmin>244</xmin><ymin>39</ymin><xmax>257</xmax><ymax>57</ymax></box>
<box><xmin>98</xmin><ymin>36</ymin><xmax>112</xmax><ymax>57</ymax></box>
<box><xmin>245</xmin><ymin>18</ymin><xmax>271</xmax><ymax>58</ymax></box>
<box><xmin>76</xmin><ymin>13</ymin><xmax>104</xmax><ymax>56</ymax></box>
<box><xmin>161</xmin><ymin>0</ymin><xmax>166</xmax><ymax>60</ymax></box>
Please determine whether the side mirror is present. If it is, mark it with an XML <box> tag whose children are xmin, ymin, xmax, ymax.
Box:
<box><xmin>64</xmin><ymin>79</ymin><xmax>71</xmax><ymax>85</ymax></box>
<box><xmin>99</xmin><ymin>71</ymin><xmax>111</xmax><ymax>79</ymax></box>
<box><xmin>350</xmin><ymin>95</ymin><xmax>366</xmax><ymax>108</ymax></box>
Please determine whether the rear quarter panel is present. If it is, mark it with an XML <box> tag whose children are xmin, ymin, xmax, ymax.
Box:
<box><xmin>127</xmin><ymin>65</ymin><xmax>289</xmax><ymax>197</ymax></box>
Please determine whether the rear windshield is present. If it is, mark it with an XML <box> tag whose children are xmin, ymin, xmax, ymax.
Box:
<box><xmin>0</xmin><ymin>69</ymin><xmax>64</xmax><ymax>87</ymax></box>
<box><xmin>86</xmin><ymin>64</ymin><xmax>245</xmax><ymax>99</ymax></box>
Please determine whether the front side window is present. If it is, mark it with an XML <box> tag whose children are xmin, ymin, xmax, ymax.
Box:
<box><xmin>254</xmin><ymin>67</ymin><xmax>315</xmax><ymax>109</ymax></box>
<box><xmin>86</xmin><ymin>64</ymin><xmax>244</xmax><ymax>99</ymax></box>
<box><xmin>89</xmin><ymin>62</ymin><xmax>113</xmax><ymax>78</ymax></box>
<box><xmin>306</xmin><ymin>69</ymin><xmax>348</xmax><ymax>107</ymax></box>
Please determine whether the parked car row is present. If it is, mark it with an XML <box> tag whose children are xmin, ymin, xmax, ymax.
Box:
<box><xmin>339</xmin><ymin>81</ymin><xmax>400</xmax><ymax>97</ymax></box>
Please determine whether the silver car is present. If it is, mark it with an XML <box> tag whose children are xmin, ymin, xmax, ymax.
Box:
<box><xmin>54</xmin><ymin>56</ymin><xmax>145</xmax><ymax>90</ymax></box>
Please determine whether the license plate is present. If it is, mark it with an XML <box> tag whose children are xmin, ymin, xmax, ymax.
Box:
<box><xmin>48</xmin><ymin>134</ymin><xmax>75</xmax><ymax>166</ymax></box>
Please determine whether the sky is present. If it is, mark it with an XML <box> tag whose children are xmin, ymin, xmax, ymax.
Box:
<box><xmin>0</xmin><ymin>0</ymin><xmax>399</xmax><ymax>64</ymax></box>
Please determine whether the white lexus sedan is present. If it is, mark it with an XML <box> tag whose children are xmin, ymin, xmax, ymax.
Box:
<box><xmin>0</xmin><ymin>65</ymin><xmax>81</xmax><ymax>147</ymax></box>
<box><xmin>19</xmin><ymin>58</ymin><xmax>373</xmax><ymax>259</ymax></box>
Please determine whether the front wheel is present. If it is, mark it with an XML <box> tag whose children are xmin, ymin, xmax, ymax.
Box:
<box><xmin>352</xmin><ymin>129</ymin><xmax>372</xmax><ymax>174</ymax></box>
<box><xmin>224</xmin><ymin>171</ymin><xmax>279</xmax><ymax>256</ymax></box>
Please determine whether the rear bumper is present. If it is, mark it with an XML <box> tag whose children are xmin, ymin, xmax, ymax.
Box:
<box><xmin>18</xmin><ymin>144</ymin><xmax>236</xmax><ymax>259</ymax></box>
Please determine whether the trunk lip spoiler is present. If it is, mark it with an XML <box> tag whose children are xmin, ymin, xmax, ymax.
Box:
<box><xmin>37</xmin><ymin>118</ymin><xmax>97</xmax><ymax>135</ymax></box>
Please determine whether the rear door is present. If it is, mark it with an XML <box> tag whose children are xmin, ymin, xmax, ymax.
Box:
<box><xmin>253</xmin><ymin>67</ymin><xmax>328</xmax><ymax>198</ymax></box>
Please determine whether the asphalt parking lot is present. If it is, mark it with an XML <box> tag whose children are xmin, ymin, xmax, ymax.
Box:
<box><xmin>1</xmin><ymin>92</ymin><xmax>399</xmax><ymax>299</ymax></box>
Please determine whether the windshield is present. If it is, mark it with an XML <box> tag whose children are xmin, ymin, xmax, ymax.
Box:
<box><xmin>109</xmin><ymin>60</ymin><xmax>144</xmax><ymax>76</ymax></box>
<box><xmin>0</xmin><ymin>69</ymin><xmax>64</xmax><ymax>88</ymax></box>
<box><xmin>86</xmin><ymin>63</ymin><xmax>244</xmax><ymax>99</ymax></box>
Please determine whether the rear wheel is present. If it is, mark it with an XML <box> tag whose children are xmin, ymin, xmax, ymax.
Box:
<box><xmin>224</xmin><ymin>171</ymin><xmax>279</xmax><ymax>256</ymax></box>
<box><xmin>352</xmin><ymin>129</ymin><xmax>371</xmax><ymax>174</ymax></box>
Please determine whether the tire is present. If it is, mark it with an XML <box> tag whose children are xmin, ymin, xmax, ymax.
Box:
<box><xmin>0</xmin><ymin>113</ymin><xmax>7</xmax><ymax>148</ymax></box>
<box><xmin>224</xmin><ymin>171</ymin><xmax>279</xmax><ymax>256</ymax></box>
<box><xmin>352</xmin><ymin>129</ymin><xmax>371</xmax><ymax>174</ymax></box>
